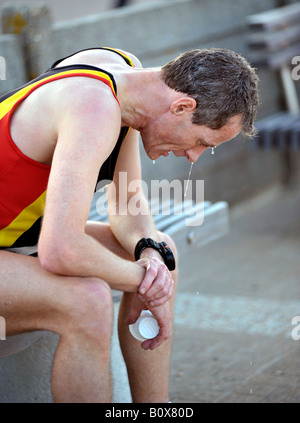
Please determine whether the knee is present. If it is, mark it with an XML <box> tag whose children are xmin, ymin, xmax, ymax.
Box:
<box><xmin>159</xmin><ymin>232</ymin><xmax>177</xmax><ymax>256</ymax></box>
<box><xmin>80</xmin><ymin>278</ymin><xmax>113</xmax><ymax>316</ymax></box>
<box><xmin>63</xmin><ymin>278</ymin><xmax>113</xmax><ymax>340</ymax></box>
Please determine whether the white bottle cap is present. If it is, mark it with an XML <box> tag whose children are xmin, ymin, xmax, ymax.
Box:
<box><xmin>129</xmin><ymin>311</ymin><xmax>159</xmax><ymax>341</ymax></box>
<box><xmin>139</xmin><ymin>315</ymin><xmax>159</xmax><ymax>339</ymax></box>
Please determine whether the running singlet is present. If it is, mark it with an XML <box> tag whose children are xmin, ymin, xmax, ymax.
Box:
<box><xmin>0</xmin><ymin>47</ymin><xmax>134</xmax><ymax>251</ymax></box>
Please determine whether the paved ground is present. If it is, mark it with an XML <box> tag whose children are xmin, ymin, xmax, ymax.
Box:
<box><xmin>170</xmin><ymin>183</ymin><xmax>300</xmax><ymax>403</ymax></box>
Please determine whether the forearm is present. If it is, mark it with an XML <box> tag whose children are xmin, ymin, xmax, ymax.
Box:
<box><xmin>108</xmin><ymin>194</ymin><xmax>161</xmax><ymax>259</ymax></box>
<box><xmin>108</xmin><ymin>196</ymin><xmax>175</xmax><ymax>307</ymax></box>
<box><xmin>39</xmin><ymin>231</ymin><xmax>145</xmax><ymax>292</ymax></box>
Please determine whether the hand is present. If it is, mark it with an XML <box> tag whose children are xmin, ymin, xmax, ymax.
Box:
<box><xmin>126</xmin><ymin>294</ymin><xmax>172</xmax><ymax>351</ymax></box>
<box><xmin>136</xmin><ymin>256</ymin><xmax>174</xmax><ymax>307</ymax></box>
<box><xmin>142</xmin><ymin>301</ymin><xmax>172</xmax><ymax>350</ymax></box>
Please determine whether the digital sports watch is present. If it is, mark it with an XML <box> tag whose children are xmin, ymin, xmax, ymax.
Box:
<box><xmin>134</xmin><ymin>238</ymin><xmax>176</xmax><ymax>271</ymax></box>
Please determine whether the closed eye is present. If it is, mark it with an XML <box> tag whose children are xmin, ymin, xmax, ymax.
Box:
<box><xmin>197</xmin><ymin>139</ymin><xmax>215</xmax><ymax>148</ymax></box>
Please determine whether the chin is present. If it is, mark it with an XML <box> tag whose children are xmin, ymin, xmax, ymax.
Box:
<box><xmin>172</xmin><ymin>151</ymin><xmax>182</xmax><ymax>158</ymax></box>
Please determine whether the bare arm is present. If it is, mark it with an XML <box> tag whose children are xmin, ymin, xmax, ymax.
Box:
<box><xmin>107</xmin><ymin>129</ymin><xmax>158</xmax><ymax>253</ymax></box>
<box><xmin>38</xmin><ymin>79</ymin><xmax>144</xmax><ymax>292</ymax></box>
<box><xmin>107</xmin><ymin>128</ymin><xmax>174</xmax><ymax>304</ymax></box>
<box><xmin>107</xmin><ymin>129</ymin><xmax>174</xmax><ymax>349</ymax></box>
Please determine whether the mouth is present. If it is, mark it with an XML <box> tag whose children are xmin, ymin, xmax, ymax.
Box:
<box><xmin>149</xmin><ymin>150</ymin><xmax>192</xmax><ymax>161</ymax></box>
<box><xmin>173</xmin><ymin>150</ymin><xmax>193</xmax><ymax>162</ymax></box>
<box><xmin>149</xmin><ymin>150</ymin><xmax>171</xmax><ymax>160</ymax></box>
<box><xmin>163</xmin><ymin>150</ymin><xmax>193</xmax><ymax>163</ymax></box>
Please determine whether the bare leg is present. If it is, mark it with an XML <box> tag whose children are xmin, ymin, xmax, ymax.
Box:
<box><xmin>0</xmin><ymin>250</ymin><xmax>113</xmax><ymax>403</ymax></box>
<box><xmin>118</xmin><ymin>292</ymin><xmax>175</xmax><ymax>403</ymax></box>
<box><xmin>85</xmin><ymin>222</ymin><xmax>178</xmax><ymax>403</ymax></box>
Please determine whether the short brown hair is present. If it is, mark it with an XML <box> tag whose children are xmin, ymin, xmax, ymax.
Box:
<box><xmin>161</xmin><ymin>48</ymin><xmax>259</xmax><ymax>137</ymax></box>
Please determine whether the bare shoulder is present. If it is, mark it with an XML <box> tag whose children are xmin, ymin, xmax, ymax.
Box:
<box><xmin>56</xmin><ymin>76</ymin><xmax>121</xmax><ymax>120</ymax></box>
<box><xmin>55</xmin><ymin>48</ymin><xmax>143</xmax><ymax>70</ymax></box>
<box><xmin>51</xmin><ymin>76</ymin><xmax>122</xmax><ymax>154</ymax></box>
<box><xmin>114</xmin><ymin>48</ymin><xmax>143</xmax><ymax>68</ymax></box>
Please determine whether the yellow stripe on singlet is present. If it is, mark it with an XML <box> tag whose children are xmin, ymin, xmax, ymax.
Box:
<box><xmin>0</xmin><ymin>69</ymin><xmax>117</xmax><ymax>120</ymax></box>
<box><xmin>102</xmin><ymin>47</ymin><xmax>135</xmax><ymax>67</ymax></box>
<box><xmin>0</xmin><ymin>191</ymin><xmax>46</xmax><ymax>247</ymax></box>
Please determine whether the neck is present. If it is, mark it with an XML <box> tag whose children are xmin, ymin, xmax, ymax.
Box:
<box><xmin>116</xmin><ymin>68</ymin><xmax>170</xmax><ymax>130</ymax></box>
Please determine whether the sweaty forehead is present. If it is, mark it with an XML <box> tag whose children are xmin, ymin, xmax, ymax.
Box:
<box><xmin>205</xmin><ymin>115</ymin><xmax>242</xmax><ymax>145</ymax></box>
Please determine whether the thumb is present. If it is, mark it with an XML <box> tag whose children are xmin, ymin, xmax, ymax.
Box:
<box><xmin>125</xmin><ymin>302</ymin><xmax>145</xmax><ymax>325</ymax></box>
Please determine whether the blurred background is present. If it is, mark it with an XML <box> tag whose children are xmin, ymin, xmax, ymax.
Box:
<box><xmin>0</xmin><ymin>0</ymin><xmax>143</xmax><ymax>24</ymax></box>
<box><xmin>1</xmin><ymin>0</ymin><xmax>299</xmax><ymax>201</ymax></box>
<box><xmin>0</xmin><ymin>0</ymin><xmax>299</xmax><ymax>404</ymax></box>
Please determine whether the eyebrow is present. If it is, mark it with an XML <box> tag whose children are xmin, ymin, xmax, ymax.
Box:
<box><xmin>198</xmin><ymin>139</ymin><xmax>215</xmax><ymax>148</ymax></box>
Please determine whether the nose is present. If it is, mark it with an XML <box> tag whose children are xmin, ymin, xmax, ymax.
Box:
<box><xmin>185</xmin><ymin>146</ymin><xmax>208</xmax><ymax>162</ymax></box>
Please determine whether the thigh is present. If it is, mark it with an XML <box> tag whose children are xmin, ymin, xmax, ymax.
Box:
<box><xmin>0</xmin><ymin>221</ymin><xmax>134</xmax><ymax>337</ymax></box>
<box><xmin>0</xmin><ymin>250</ymin><xmax>82</xmax><ymax>336</ymax></box>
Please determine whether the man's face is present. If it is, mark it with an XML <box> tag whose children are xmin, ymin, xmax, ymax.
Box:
<box><xmin>141</xmin><ymin>113</ymin><xmax>242</xmax><ymax>163</ymax></box>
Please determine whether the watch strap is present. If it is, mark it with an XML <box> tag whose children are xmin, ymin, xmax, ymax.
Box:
<box><xmin>134</xmin><ymin>238</ymin><xmax>176</xmax><ymax>271</ymax></box>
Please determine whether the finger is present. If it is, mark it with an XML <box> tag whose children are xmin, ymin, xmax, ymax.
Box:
<box><xmin>147</xmin><ymin>284</ymin><xmax>171</xmax><ymax>306</ymax></box>
<box><xmin>126</xmin><ymin>308</ymin><xmax>141</xmax><ymax>325</ymax></box>
<box><xmin>148</xmin><ymin>280</ymin><xmax>174</xmax><ymax>307</ymax></box>
<box><xmin>141</xmin><ymin>328</ymin><xmax>169</xmax><ymax>350</ymax></box>
<box><xmin>141</xmin><ymin>314</ymin><xmax>172</xmax><ymax>350</ymax></box>
<box><xmin>142</xmin><ymin>271</ymin><xmax>172</xmax><ymax>302</ymax></box>
<box><xmin>138</xmin><ymin>261</ymin><xmax>157</xmax><ymax>295</ymax></box>
<box><xmin>125</xmin><ymin>300</ymin><xmax>144</xmax><ymax>325</ymax></box>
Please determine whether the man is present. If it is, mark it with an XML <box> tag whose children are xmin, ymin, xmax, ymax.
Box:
<box><xmin>0</xmin><ymin>47</ymin><xmax>258</xmax><ymax>403</ymax></box>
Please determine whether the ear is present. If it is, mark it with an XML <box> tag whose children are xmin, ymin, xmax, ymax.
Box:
<box><xmin>170</xmin><ymin>97</ymin><xmax>197</xmax><ymax>115</ymax></box>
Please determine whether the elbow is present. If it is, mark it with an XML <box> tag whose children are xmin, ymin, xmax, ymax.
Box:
<box><xmin>38</xmin><ymin>240</ymin><xmax>77</xmax><ymax>275</ymax></box>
